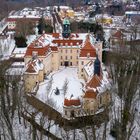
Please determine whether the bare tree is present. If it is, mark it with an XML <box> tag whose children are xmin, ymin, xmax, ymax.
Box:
<box><xmin>46</xmin><ymin>76</ymin><xmax>53</xmax><ymax>95</ymax></box>
<box><xmin>15</xmin><ymin>19</ymin><xmax>35</xmax><ymax>37</ymax></box>
<box><xmin>62</xmin><ymin>78</ymin><xmax>69</xmax><ymax>96</ymax></box>
<box><xmin>108</xmin><ymin>46</ymin><xmax>140</xmax><ymax>140</ymax></box>
<box><xmin>0</xmin><ymin>60</ymin><xmax>22</xmax><ymax>140</ymax></box>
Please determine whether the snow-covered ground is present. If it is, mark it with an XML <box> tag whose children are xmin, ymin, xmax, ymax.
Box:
<box><xmin>36</xmin><ymin>67</ymin><xmax>85</xmax><ymax>113</ymax></box>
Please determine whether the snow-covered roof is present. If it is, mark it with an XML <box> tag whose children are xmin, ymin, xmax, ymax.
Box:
<box><xmin>25</xmin><ymin>58</ymin><xmax>44</xmax><ymax>74</ymax></box>
<box><xmin>13</xmin><ymin>47</ymin><xmax>27</xmax><ymax>54</ymax></box>
<box><xmin>6</xmin><ymin>67</ymin><xmax>24</xmax><ymax>76</ymax></box>
<box><xmin>83</xmin><ymin>60</ymin><xmax>111</xmax><ymax>99</ymax></box>
<box><xmin>84</xmin><ymin>60</ymin><xmax>95</xmax><ymax>77</ymax></box>
<box><xmin>11</xmin><ymin>62</ymin><xmax>25</xmax><ymax>67</ymax></box>
<box><xmin>7</xmin><ymin>7</ymin><xmax>52</xmax><ymax>21</ymax></box>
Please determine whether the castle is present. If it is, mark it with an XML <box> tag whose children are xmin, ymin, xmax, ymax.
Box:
<box><xmin>24</xmin><ymin>18</ymin><xmax>111</xmax><ymax>118</ymax></box>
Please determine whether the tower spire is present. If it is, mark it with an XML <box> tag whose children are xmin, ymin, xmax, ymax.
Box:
<box><xmin>62</xmin><ymin>18</ymin><xmax>71</xmax><ymax>38</ymax></box>
<box><xmin>94</xmin><ymin>55</ymin><xmax>101</xmax><ymax>76</ymax></box>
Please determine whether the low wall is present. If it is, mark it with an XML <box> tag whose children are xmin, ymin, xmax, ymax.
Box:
<box><xmin>26</xmin><ymin>94</ymin><xmax>109</xmax><ymax>130</ymax></box>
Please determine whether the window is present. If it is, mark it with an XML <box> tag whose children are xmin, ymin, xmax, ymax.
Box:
<box><xmin>87</xmin><ymin>53</ymin><xmax>90</xmax><ymax>58</ymax></box>
<box><xmin>71</xmin><ymin>110</ymin><xmax>74</xmax><ymax>117</ymax></box>
<box><xmin>52</xmin><ymin>54</ymin><xmax>54</xmax><ymax>57</ymax></box>
<box><xmin>61</xmin><ymin>62</ymin><xmax>63</xmax><ymax>66</ymax></box>
<box><xmin>81</xmin><ymin>68</ymin><xmax>83</xmax><ymax>72</ymax></box>
<box><xmin>61</xmin><ymin>56</ymin><xmax>63</xmax><ymax>59</ymax></box>
<box><xmin>77</xmin><ymin>61</ymin><xmax>78</xmax><ymax>65</ymax></box>
<box><xmin>77</xmin><ymin>50</ymin><xmax>79</xmax><ymax>53</ymax></box>
<box><xmin>65</xmin><ymin>49</ymin><xmax>67</xmax><ymax>53</ymax></box>
<box><xmin>70</xmin><ymin>56</ymin><xmax>72</xmax><ymax>59</ymax></box>
<box><xmin>32</xmin><ymin>51</ymin><xmax>38</xmax><ymax>57</ymax></box>
<box><xmin>65</xmin><ymin>110</ymin><xmax>67</xmax><ymax>115</ymax></box>
<box><xmin>70</xmin><ymin>62</ymin><xmax>72</xmax><ymax>66</ymax></box>
<box><xmin>81</xmin><ymin>61</ymin><xmax>84</xmax><ymax>65</ymax></box>
<box><xmin>65</xmin><ymin>56</ymin><xmax>67</xmax><ymax>60</ymax></box>
<box><xmin>70</xmin><ymin>50</ymin><xmax>72</xmax><ymax>53</ymax></box>
<box><xmin>61</xmin><ymin>50</ymin><xmax>63</xmax><ymax>53</ymax></box>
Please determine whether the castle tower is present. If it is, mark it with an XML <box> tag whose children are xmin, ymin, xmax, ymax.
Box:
<box><xmin>62</xmin><ymin>18</ymin><xmax>71</xmax><ymax>38</ymax></box>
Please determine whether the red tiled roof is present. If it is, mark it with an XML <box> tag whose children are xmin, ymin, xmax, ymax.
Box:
<box><xmin>25</xmin><ymin>63</ymin><xmax>36</xmax><ymax>73</ymax></box>
<box><xmin>7</xmin><ymin>17</ymin><xmax>40</xmax><ymax>22</ymax></box>
<box><xmin>80</xmin><ymin>50</ymin><xmax>96</xmax><ymax>57</ymax></box>
<box><xmin>25</xmin><ymin>46</ymin><xmax>49</xmax><ymax>56</ymax></box>
<box><xmin>52</xmin><ymin>39</ymin><xmax>83</xmax><ymax>46</ymax></box>
<box><xmin>52</xmin><ymin>33</ymin><xmax>59</xmax><ymax>38</ymax></box>
<box><xmin>50</xmin><ymin>46</ymin><xmax>58</xmax><ymax>51</ymax></box>
<box><xmin>64</xmin><ymin>99</ymin><xmax>81</xmax><ymax>106</ymax></box>
<box><xmin>83</xmin><ymin>90</ymin><xmax>97</xmax><ymax>99</ymax></box>
<box><xmin>25</xmin><ymin>58</ymin><xmax>43</xmax><ymax>73</ymax></box>
<box><xmin>112</xmin><ymin>30</ymin><xmax>123</xmax><ymax>39</ymax></box>
<box><xmin>86</xmin><ymin>74</ymin><xmax>102</xmax><ymax>89</ymax></box>
<box><xmin>80</xmin><ymin>35</ymin><xmax>96</xmax><ymax>57</ymax></box>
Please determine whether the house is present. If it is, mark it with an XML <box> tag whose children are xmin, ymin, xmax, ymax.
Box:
<box><xmin>63</xmin><ymin>98</ymin><xmax>82</xmax><ymax>118</ymax></box>
<box><xmin>110</xmin><ymin>30</ymin><xmax>125</xmax><ymax>45</ymax></box>
<box><xmin>6</xmin><ymin>7</ymin><xmax>52</xmax><ymax>31</ymax></box>
<box><xmin>24</xmin><ymin>58</ymin><xmax>44</xmax><ymax>93</ymax></box>
<box><xmin>83</xmin><ymin>57</ymin><xmax>111</xmax><ymax>114</ymax></box>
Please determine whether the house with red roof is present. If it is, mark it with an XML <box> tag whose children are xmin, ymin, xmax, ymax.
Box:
<box><xmin>82</xmin><ymin>57</ymin><xmax>111</xmax><ymax>115</ymax></box>
<box><xmin>24</xmin><ymin>58</ymin><xmax>44</xmax><ymax>92</ymax></box>
<box><xmin>63</xmin><ymin>98</ymin><xmax>81</xmax><ymax>118</ymax></box>
<box><xmin>6</xmin><ymin>7</ymin><xmax>52</xmax><ymax>31</ymax></box>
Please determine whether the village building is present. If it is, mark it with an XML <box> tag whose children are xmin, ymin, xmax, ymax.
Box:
<box><xmin>24</xmin><ymin>58</ymin><xmax>44</xmax><ymax>93</ymax></box>
<box><xmin>24</xmin><ymin>18</ymin><xmax>111</xmax><ymax>118</ymax></box>
<box><xmin>6</xmin><ymin>7</ymin><xmax>52</xmax><ymax>31</ymax></box>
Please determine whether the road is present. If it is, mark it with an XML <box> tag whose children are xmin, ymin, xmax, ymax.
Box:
<box><xmin>52</xmin><ymin>10</ymin><xmax>62</xmax><ymax>33</ymax></box>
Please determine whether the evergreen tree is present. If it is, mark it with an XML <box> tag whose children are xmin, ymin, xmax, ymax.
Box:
<box><xmin>14</xmin><ymin>35</ymin><xmax>27</xmax><ymax>48</ymax></box>
<box><xmin>37</xmin><ymin>17</ymin><xmax>46</xmax><ymax>34</ymax></box>
<box><xmin>45</xmin><ymin>24</ymin><xmax>53</xmax><ymax>33</ymax></box>
<box><xmin>38</xmin><ymin>17</ymin><xmax>53</xmax><ymax>34</ymax></box>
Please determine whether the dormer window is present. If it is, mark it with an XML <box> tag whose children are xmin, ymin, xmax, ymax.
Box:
<box><xmin>87</xmin><ymin>53</ymin><xmax>90</xmax><ymax>58</ymax></box>
<box><xmin>48</xmin><ymin>47</ymin><xmax>51</xmax><ymax>52</ymax></box>
<box><xmin>32</xmin><ymin>51</ymin><xmax>38</xmax><ymax>56</ymax></box>
<box><xmin>70</xmin><ymin>43</ymin><xmax>73</xmax><ymax>46</ymax></box>
<box><xmin>35</xmin><ymin>42</ymin><xmax>39</xmax><ymax>48</ymax></box>
<box><xmin>32</xmin><ymin>51</ymin><xmax>38</xmax><ymax>59</ymax></box>
<box><xmin>77</xmin><ymin>42</ymin><xmax>79</xmax><ymax>45</ymax></box>
<box><xmin>65</xmin><ymin>43</ymin><xmax>68</xmax><ymax>46</ymax></box>
<box><xmin>60</xmin><ymin>43</ymin><xmax>63</xmax><ymax>46</ymax></box>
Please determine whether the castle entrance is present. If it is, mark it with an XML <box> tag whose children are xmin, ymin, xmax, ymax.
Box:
<box><xmin>64</xmin><ymin>61</ymin><xmax>69</xmax><ymax>67</ymax></box>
